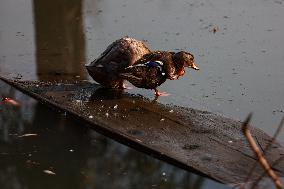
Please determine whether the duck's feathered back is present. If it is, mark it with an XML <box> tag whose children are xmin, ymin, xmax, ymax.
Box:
<box><xmin>86</xmin><ymin>37</ymin><xmax>151</xmax><ymax>88</ymax></box>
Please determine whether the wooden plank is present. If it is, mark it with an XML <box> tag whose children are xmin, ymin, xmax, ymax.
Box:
<box><xmin>1</xmin><ymin>76</ymin><xmax>284</xmax><ymax>184</ymax></box>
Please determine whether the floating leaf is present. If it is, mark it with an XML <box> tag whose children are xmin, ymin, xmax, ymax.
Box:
<box><xmin>18</xmin><ymin>134</ymin><xmax>38</xmax><ymax>138</ymax></box>
<box><xmin>43</xmin><ymin>170</ymin><xmax>56</xmax><ymax>175</ymax></box>
<box><xmin>1</xmin><ymin>97</ymin><xmax>20</xmax><ymax>106</ymax></box>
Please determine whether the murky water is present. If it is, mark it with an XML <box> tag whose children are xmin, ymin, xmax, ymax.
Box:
<box><xmin>0</xmin><ymin>0</ymin><xmax>284</xmax><ymax>188</ymax></box>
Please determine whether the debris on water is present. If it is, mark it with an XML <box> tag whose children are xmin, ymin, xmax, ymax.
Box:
<box><xmin>69</xmin><ymin>149</ymin><xmax>74</xmax><ymax>152</ymax></box>
<box><xmin>160</xmin><ymin>118</ymin><xmax>165</xmax><ymax>121</ymax></box>
<box><xmin>89</xmin><ymin>115</ymin><xmax>94</xmax><ymax>119</ymax></box>
<box><xmin>212</xmin><ymin>26</ymin><xmax>219</xmax><ymax>33</ymax></box>
<box><xmin>1</xmin><ymin>97</ymin><xmax>20</xmax><ymax>106</ymax></box>
<box><xmin>43</xmin><ymin>170</ymin><xmax>56</xmax><ymax>175</ymax></box>
<box><xmin>113</xmin><ymin>104</ymin><xmax>118</xmax><ymax>110</ymax></box>
<box><xmin>18</xmin><ymin>134</ymin><xmax>38</xmax><ymax>137</ymax></box>
<box><xmin>169</xmin><ymin>110</ymin><xmax>174</xmax><ymax>113</ymax></box>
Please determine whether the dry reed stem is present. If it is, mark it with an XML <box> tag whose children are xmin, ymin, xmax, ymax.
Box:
<box><xmin>243</xmin><ymin>116</ymin><xmax>284</xmax><ymax>187</ymax></box>
<box><xmin>251</xmin><ymin>156</ymin><xmax>284</xmax><ymax>189</ymax></box>
<box><xmin>242</xmin><ymin>113</ymin><xmax>283</xmax><ymax>189</ymax></box>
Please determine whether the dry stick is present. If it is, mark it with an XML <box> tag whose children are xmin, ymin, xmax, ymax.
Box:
<box><xmin>240</xmin><ymin>114</ymin><xmax>257</xmax><ymax>189</ymax></box>
<box><xmin>242</xmin><ymin>116</ymin><xmax>284</xmax><ymax>187</ymax></box>
<box><xmin>242</xmin><ymin>114</ymin><xmax>283</xmax><ymax>189</ymax></box>
<box><xmin>251</xmin><ymin>156</ymin><xmax>284</xmax><ymax>189</ymax></box>
<box><xmin>251</xmin><ymin>116</ymin><xmax>284</xmax><ymax>189</ymax></box>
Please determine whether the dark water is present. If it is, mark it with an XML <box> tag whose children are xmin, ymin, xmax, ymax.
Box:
<box><xmin>0</xmin><ymin>0</ymin><xmax>284</xmax><ymax>188</ymax></box>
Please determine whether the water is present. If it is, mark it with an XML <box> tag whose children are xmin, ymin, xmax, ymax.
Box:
<box><xmin>0</xmin><ymin>0</ymin><xmax>284</xmax><ymax>188</ymax></box>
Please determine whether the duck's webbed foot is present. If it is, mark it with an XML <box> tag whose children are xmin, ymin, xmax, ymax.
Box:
<box><xmin>154</xmin><ymin>89</ymin><xmax>170</xmax><ymax>97</ymax></box>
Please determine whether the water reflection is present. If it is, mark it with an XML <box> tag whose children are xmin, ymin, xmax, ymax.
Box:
<box><xmin>33</xmin><ymin>0</ymin><xmax>87</xmax><ymax>81</ymax></box>
<box><xmin>0</xmin><ymin>81</ymin><xmax>227</xmax><ymax>189</ymax></box>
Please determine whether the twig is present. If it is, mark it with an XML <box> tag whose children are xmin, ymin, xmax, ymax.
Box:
<box><xmin>242</xmin><ymin>116</ymin><xmax>284</xmax><ymax>188</ymax></box>
<box><xmin>251</xmin><ymin>156</ymin><xmax>284</xmax><ymax>189</ymax></box>
<box><xmin>242</xmin><ymin>113</ymin><xmax>283</xmax><ymax>189</ymax></box>
<box><xmin>250</xmin><ymin>116</ymin><xmax>284</xmax><ymax>189</ymax></box>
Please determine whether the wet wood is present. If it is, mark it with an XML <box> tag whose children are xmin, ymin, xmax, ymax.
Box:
<box><xmin>1</xmin><ymin>77</ymin><xmax>284</xmax><ymax>184</ymax></box>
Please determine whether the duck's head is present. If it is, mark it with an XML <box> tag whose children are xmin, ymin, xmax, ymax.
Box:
<box><xmin>174</xmin><ymin>51</ymin><xmax>199</xmax><ymax>70</ymax></box>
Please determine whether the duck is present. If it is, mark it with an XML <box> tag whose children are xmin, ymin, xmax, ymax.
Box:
<box><xmin>86</xmin><ymin>37</ymin><xmax>151</xmax><ymax>88</ymax></box>
<box><xmin>119</xmin><ymin>51</ymin><xmax>199</xmax><ymax>96</ymax></box>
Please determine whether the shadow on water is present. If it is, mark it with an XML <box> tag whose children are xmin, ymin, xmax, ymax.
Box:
<box><xmin>0</xmin><ymin>81</ymin><xmax>228</xmax><ymax>189</ymax></box>
<box><xmin>33</xmin><ymin>0</ymin><xmax>87</xmax><ymax>81</ymax></box>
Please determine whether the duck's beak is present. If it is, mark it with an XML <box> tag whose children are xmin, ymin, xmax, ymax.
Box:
<box><xmin>190</xmin><ymin>62</ymin><xmax>199</xmax><ymax>70</ymax></box>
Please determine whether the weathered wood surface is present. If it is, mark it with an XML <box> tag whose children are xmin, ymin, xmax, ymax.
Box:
<box><xmin>1</xmin><ymin>77</ymin><xmax>284</xmax><ymax>184</ymax></box>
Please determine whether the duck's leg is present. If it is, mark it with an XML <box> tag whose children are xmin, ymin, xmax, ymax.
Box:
<box><xmin>118</xmin><ymin>81</ymin><xmax>126</xmax><ymax>89</ymax></box>
<box><xmin>154</xmin><ymin>89</ymin><xmax>170</xmax><ymax>97</ymax></box>
<box><xmin>118</xmin><ymin>81</ymin><xmax>133</xmax><ymax>90</ymax></box>
<box><xmin>154</xmin><ymin>88</ymin><xmax>162</xmax><ymax>96</ymax></box>
<box><xmin>118</xmin><ymin>80</ymin><xmax>131</xmax><ymax>89</ymax></box>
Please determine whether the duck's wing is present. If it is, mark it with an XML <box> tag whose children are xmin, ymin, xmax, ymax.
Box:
<box><xmin>134</xmin><ymin>51</ymin><xmax>164</xmax><ymax>65</ymax></box>
<box><xmin>92</xmin><ymin>38</ymin><xmax>151</xmax><ymax>69</ymax></box>
<box><xmin>119</xmin><ymin>66</ymin><xmax>146</xmax><ymax>87</ymax></box>
<box><xmin>119</xmin><ymin>63</ymin><xmax>166</xmax><ymax>89</ymax></box>
<box><xmin>119</xmin><ymin>73</ymin><xmax>143</xmax><ymax>83</ymax></box>
<box><xmin>119</xmin><ymin>65</ymin><xmax>148</xmax><ymax>79</ymax></box>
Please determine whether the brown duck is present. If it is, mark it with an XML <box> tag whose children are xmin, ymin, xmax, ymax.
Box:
<box><xmin>119</xmin><ymin>51</ymin><xmax>199</xmax><ymax>96</ymax></box>
<box><xmin>86</xmin><ymin>37</ymin><xmax>150</xmax><ymax>88</ymax></box>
